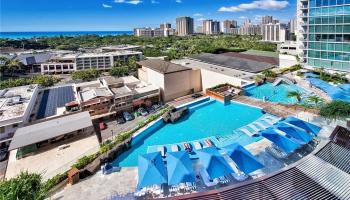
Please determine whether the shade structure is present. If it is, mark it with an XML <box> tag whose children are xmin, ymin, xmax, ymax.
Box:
<box><xmin>166</xmin><ymin>151</ymin><xmax>195</xmax><ymax>186</ymax></box>
<box><xmin>137</xmin><ymin>152</ymin><xmax>167</xmax><ymax>189</ymax></box>
<box><xmin>260</xmin><ymin>129</ymin><xmax>301</xmax><ymax>154</ymax></box>
<box><xmin>196</xmin><ymin>147</ymin><xmax>234</xmax><ymax>180</ymax></box>
<box><xmin>283</xmin><ymin>117</ymin><xmax>321</xmax><ymax>135</ymax></box>
<box><xmin>274</xmin><ymin>122</ymin><xmax>313</xmax><ymax>144</ymax></box>
<box><xmin>304</xmin><ymin>73</ymin><xmax>320</xmax><ymax>78</ymax></box>
<box><xmin>222</xmin><ymin>143</ymin><xmax>264</xmax><ymax>174</ymax></box>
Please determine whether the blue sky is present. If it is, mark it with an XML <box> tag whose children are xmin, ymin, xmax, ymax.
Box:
<box><xmin>0</xmin><ymin>0</ymin><xmax>297</xmax><ymax>32</ymax></box>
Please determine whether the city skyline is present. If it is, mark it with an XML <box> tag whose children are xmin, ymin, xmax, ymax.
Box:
<box><xmin>1</xmin><ymin>0</ymin><xmax>297</xmax><ymax>32</ymax></box>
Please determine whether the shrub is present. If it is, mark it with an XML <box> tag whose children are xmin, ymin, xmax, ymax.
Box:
<box><xmin>320</xmin><ymin>101</ymin><xmax>350</xmax><ymax>120</ymax></box>
<box><xmin>71</xmin><ymin>69</ymin><xmax>101</xmax><ymax>81</ymax></box>
<box><xmin>0</xmin><ymin>171</ymin><xmax>47</xmax><ymax>200</ymax></box>
<box><xmin>109</xmin><ymin>66</ymin><xmax>129</xmax><ymax>77</ymax></box>
<box><xmin>72</xmin><ymin>154</ymin><xmax>98</xmax><ymax>169</ymax></box>
<box><xmin>0</xmin><ymin>75</ymin><xmax>60</xmax><ymax>89</ymax></box>
<box><xmin>44</xmin><ymin>172</ymin><xmax>68</xmax><ymax>191</ymax></box>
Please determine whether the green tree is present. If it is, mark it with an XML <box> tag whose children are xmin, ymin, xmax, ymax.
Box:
<box><xmin>306</xmin><ymin>95</ymin><xmax>324</xmax><ymax>107</ymax></box>
<box><xmin>109</xmin><ymin>66</ymin><xmax>129</xmax><ymax>77</ymax></box>
<box><xmin>287</xmin><ymin>91</ymin><xmax>303</xmax><ymax>103</ymax></box>
<box><xmin>0</xmin><ymin>171</ymin><xmax>47</xmax><ymax>200</ymax></box>
<box><xmin>127</xmin><ymin>56</ymin><xmax>138</xmax><ymax>71</ymax></box>
<box><xmin>261</xmin><ymin>69</ymin><xmax>277</xmax><ymax>78</ymax></box>
<box><xmin>320</xmin><ymin>101</ymin><xmax>350</xmax><ymax>120</ymax></box>
<box><xmin>0</xmin><ymin>57</ymin><xmax>9</xmax><ymax>79</ymax></box>
<box><xmin>71</xmin><ymin>69</ymin><xmax>101</xmax><ymax>81</ymax></box>
<box><xmin>7</xmin><ymin>59</ymin><xmax>23</xmax><ymax>77</ymax></box>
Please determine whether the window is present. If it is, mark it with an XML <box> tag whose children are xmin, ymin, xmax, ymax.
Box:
<box><xmin>0</xmin><ymin>127</ymin><xmax>4</xmax><ymax>133</ymax></box>
<box><xmin>12</xmin><ymin>124</ymin><xmax>18</xmax><ymax>128</ymax></box>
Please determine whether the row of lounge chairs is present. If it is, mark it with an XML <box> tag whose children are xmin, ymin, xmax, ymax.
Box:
<box><xmin>134</xmin><ymin>184</ymin><xmax>163</xmax><ymax>197</ymax></box>
<box><xmin>169</xmin><ymin>182</ymin><xmax>197</xmax><ymax>193</ymax></box>
<box><xmin>156</xmin><ymin>139</ymin><xmax>215</xmax><ymax>157</ymax></box>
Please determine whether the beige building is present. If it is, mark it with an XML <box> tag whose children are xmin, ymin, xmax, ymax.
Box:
<box><xmin>202</xmin><ymin>20</ymin><xmax>221</xmax><ymax>35</ymax></box>
<box><xmin>137</xmin><ymin>60</ymin><xmax>201</xmax><ymax>102</ymax></box>
<box><xmin>262</xmin><ymin>23</ymin><xmax>289</xmax><ymax>43</ymax></box>
<box><xmin>176</xmin><ymin>17</ymin><xmax>194</xmax><ymax>36</ymax></box>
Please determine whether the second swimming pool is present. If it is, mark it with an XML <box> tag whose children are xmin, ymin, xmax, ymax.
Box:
<box><xmin>112</xmin><ymin>99</ymin><xmax>264</xmax><ymax>167</ymax></box>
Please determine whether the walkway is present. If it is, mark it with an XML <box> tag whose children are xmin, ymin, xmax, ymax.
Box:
<box><xmin>233</xmin><ymin>96</ymin><xmax>319</xmax><ymax>118</ymax></box>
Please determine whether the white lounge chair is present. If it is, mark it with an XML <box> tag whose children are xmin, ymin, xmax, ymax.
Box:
<box><xmin>254</xmin><ymin>121</ymin><xmax>269</xmax><ymax>129</ymax></box>
<box><xmin>247</xmin><ymin>124</ymin><xmax>260</xmax><ymax>132</ymax></box>
<box><xmin>157</xmin><ymin>146</ymin><xmax>166</xmax><ymax>157</ymax></box>
<box><xmin>193</xmin><ymin>141</ymin><xmax>202</xmax><ymax>150</ymax></box>
<box><xmin>266</xmin><ymin>144</ymin><xmax>289</xmax><ymax>159</ymax></box>
<box><xmin>171</xmin><ymin>144</ymin><xmax>179</xmax><ymax>152</ymax></box>
<box><xmin>239</xmin><ymin>128</ymin><xmax>256</xmax><ymax>137</ymax></box>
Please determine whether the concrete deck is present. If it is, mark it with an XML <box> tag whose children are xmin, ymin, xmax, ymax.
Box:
<box><xmin>6</xmin><ymin>135</ymin><xmax>99</xmax><ymax>180</ymax></box>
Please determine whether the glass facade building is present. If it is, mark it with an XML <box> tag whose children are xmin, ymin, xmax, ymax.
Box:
<box><xmin>298</xmin><ymin>0</ymin><xmax>350</xmax><ymax>72</ymax></box>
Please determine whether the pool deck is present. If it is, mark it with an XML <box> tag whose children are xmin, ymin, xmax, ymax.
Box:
<box><xmin>232</xmin><ymin>95</ymin><xmax>319</xmax><ymax>118</ymax></box>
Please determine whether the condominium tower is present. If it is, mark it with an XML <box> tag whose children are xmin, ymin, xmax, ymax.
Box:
<box><xmin>297</xmin><ymin>0</ymin><xmax>350</xmax><ymax>72</ymax></box>
<box><xmin>176</xmin><ymin>17</ymin><xmax>194</xmax><ymax>36</ymax></box>
<box><xmin>223</xmin><ymin>20</ymin><xmax>238</xmax><ymax>34</ymax></box>
<box><xmin>202</xmin><ymin>20</ymin><xmax>221</xmax><ymax>35</ymax></box>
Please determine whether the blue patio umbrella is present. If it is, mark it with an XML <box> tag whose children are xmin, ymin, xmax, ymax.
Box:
<box><xmin>221</xmin><ymin>143</ymin><xmax>264</xmax><ymax>174</ymax></box>
<box><xmin>304</xmin><ymin>72</ymin><xmax>320</xmax><ymax>78</ymax></box>
<box><xmin>137</xmin><ymin>152</ymin><xmax>167</xmax><ymax>189</ymax></box>
<box><xmin>260</xmin><ymin>129</ymin><xmax>301</xmax><ymax>154</ymax></box>
<box><xmin>283</xmin><ymin>117</ymin><xmax>321</xmax><ymax>135</ymax></box>
<box><xmin>196</xmin><ymin>147</ymin><xmax>234</xmax><ymax>180</ymax></box>
<box><xmin>338</xmin><ymin>84</ymin><xmax>350</xmax><ymax>93</ymax></box>
<box><xmin>166</xmin><ymin>151</ymin><xmax>195</xmax><ymax>186</ymax></box>
<box><xmin>274</xmin><ymin>122</ymin><xmax>313</xmax><ymax>144</ymax></box>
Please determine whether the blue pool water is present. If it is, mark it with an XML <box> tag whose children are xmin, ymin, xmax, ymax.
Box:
<box><xmin>244</xmin><ymin>83</ymin><xmax>308</xmax><ymax>104</ymax></box>
<box><xmin>112</xmin><ymin>100</ymin><xmax>264</xmax><ymax>167</ymax></box>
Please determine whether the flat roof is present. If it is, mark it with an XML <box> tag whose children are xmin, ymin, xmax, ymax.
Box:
<box><xmin>137</xmin><ymin>59</ymin><xmax>191</xmax><ymax>74</ymax></box>
<box><xmin>79</xmin><ymin>87</ymin><xmax>112</xmax><ymax>102</ymax></box>
<box><xmin>221</xmin><ymin>52</ymin><xmax>279</xmax><ymax>66</ymax></box>
<box><xmin>9</xmin><ymin>111</ymin><xmax>93</xmax><ymax>150</ymax></box>
<box><xmin>0</xmin><ymin>84</ymin><xmax>38</xmax><ymax>123</ymax></box>
<box><xmin>190</xmin><ymin>53</ymin><xmax>274</xmax><ymax>73</ymax></box>
<box><xmin>172</xmin><ymin>58</ymin><xmax>255</xmax><ymax>82</ymax></box>
<box><xmin>111</xmin><ymin>86</ymin><xmax>132</xmax><ymax>97</ymax></box>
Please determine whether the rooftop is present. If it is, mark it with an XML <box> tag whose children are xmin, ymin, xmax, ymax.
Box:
<box><xmin>172</xmin><ymin>58</ymin><xmax>255</xmax><ymax>81</ymax></box>
<box><xmin>189</xmin><ymin>53</ymin><xmax>275</xmax><ymax>73</ymax></box>
<box><xmin>9</xmin><ymin>111</ymin><xmax>93</xmax><ymax>150</ymax></box>
<box><xmin>221</xmin><ymin>52</ymin><xmax>279</xmax><ymax>66</ymax></box>
<box><xmin>137</xmin><ymin>59</ymin><xmax>191</xmax><ymax>74</ymax></box>
<box><xmin>79</xmin><ymin>87</ymin><xmax>113</xmax><ymax>102</ymax></box>
<box><xmin>0</xmin><ymin>85</ymin><xmax>38</xmax><ymax>123</ymax></box>
<box><xmin>111</xmin><ymin>86</ymin><xmax>133</xmax><ymax>97</ymax></box>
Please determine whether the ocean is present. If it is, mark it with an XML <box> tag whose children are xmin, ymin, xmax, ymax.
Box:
<box><xmin>0</xmin><ymin>31</ymin><xmax>133</xmax><ymax>39</ymax></box>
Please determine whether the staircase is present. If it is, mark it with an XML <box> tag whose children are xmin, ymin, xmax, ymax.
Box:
<box><xmin>273</xmin><ymin>76</ymin><xmax>295</xmax><ymax>86</ymax></box>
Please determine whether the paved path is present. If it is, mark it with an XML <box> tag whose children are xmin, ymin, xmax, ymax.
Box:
<box><xmin>51</xmin><ymin>167</ymin><xmax>138</xmax><ymax>200</ymax></box>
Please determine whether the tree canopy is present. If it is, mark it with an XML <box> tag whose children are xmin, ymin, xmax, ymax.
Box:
<box><xmin>320</xmin><ymin>101</ymin><xmax>350</xmax><ymax>120</ymax></box>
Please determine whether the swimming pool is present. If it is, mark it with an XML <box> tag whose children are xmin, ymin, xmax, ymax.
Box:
<box><xmin>244</xmin><ymin>83</ymin><xmax>308</xmax><ymax>104</ymax></box>
<box><xmin>112</xmin><ymin>99</ymin><xmax>264</xmax><ymax>167</ymax></box>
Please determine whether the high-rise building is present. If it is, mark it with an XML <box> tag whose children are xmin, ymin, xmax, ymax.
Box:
<box><xmin>202</xmin><ymin>19</ymin><xmax>221</xmax><ymax>34</ymax></box>
<box><xmin>134</xmin><ymin>28</ymin><xmax>154</xmax><ymax>37</ymax></box>
<box><xmin>240</xmin><ymin>19</ymin><xmax>262</xmax><ymax>35</ymax></box>
<box><xmin>176</xmin><ymin>17</ymin><xmax>194</xmax><ymax>36</ymax></box>
<box><xmin>289</xmin><ymin>18</ymin><xmax>297</xmax><ymax>33</ymax></box>
<box><xmin>297</xmin><ymin>0</ymin><xmax>350</xmax><ymax>72</ymax></box>
<box><xmin>223</xmin><ymin>20</ymin><xmax>238</xmax><ymax>33</ymax></box>
<box><xmin>262</xmin><ymin>16</ymin><xmax>273</xmax><ymax>24</ymax></box>
<box><xmin>160</xmin><ymin>23</ymin><xmax>171</xmax><ymax>29</ymax></box>
<box><xmin>262</xmin><ymin>23</ymin><xmax>289</xmax><ymax>42</ymax></box>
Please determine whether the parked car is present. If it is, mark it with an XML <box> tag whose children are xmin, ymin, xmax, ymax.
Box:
<box><xmin>152</xmin><ymin>104</ymin><xmax>161</xmax><ymax>110</ymax></box>
<box><xmin>138</xmin><ymin>108</ymin><xmax>148</xmax><ymax>116</ymax></box>
<box><xmin>116</xmin><ymin>116</ymin><xmax>126</xmax><ymax>124</ymax></box>
<box><xmin>123</xmin><ymin>111</ymin><xmax>134</xmax><ymax>121</ymax></box>
<box><xmin>192</xmin><ymin>93</ymin><xmax>203</xmax><ymax>99</ymax></box>
<box><xmin>99</xmin><ymin>122</ymin><xmax>107</xmax><ymax>130</ymax></box>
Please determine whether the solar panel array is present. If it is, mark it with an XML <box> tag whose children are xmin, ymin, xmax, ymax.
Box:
<box><xmin>37</xmin><ymin>86</ymin><xmax>75</xmax><ymax>119</ymax></box>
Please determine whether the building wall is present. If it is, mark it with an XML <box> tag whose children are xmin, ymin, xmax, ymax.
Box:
<box><xmin>279</xmin><ymin>54</ymin><xmax>299</xmax><ymax>68</ymax></box>
<box><xmin>298</xmin><ymin>0</ymin><xmax>350</xmax><ymax>72</ymax></box>
<box><xmin>163</xmin><ymin>70</ymin><xmax>201</xmax><ymax>102</ymax></box>
<box><xmin>41</xmin><ymin>63</ymin><xmax>76</xmax><ymax>74</ymax></box>
<box><xmin>199</xmin><ymin>69</ymin><xmax>252</xmax><ymax>90</ymax></box>
<box><xmin>176</xmin><ymin>17</ymin><xmax>194</xmax><ymax>36</ymax></box>
<box><xmin>138</xmin><ymin>67</ymin><xmax>166</xmax><ymax>101</ymax></box>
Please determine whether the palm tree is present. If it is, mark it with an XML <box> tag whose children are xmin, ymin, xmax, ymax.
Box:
<box><xmin>0</xmin><ymin>57</ymin><xmax>9</xmax><ymax>80</ymax></box>
<box><xmin>262</xmin><ymin>69</ymin><xmax>277</xmax><ymax>78</ymax></box>
<box><xmin>287</xmin><ymin>91</ymin><xmax>303</xmax><ymax>103</ymax></box>
<box><xmin>307</xmin><ymin>95</ymin><xmax>324</xmax><ymax>107</ymax></box>
<box><xmin>7</xmin><ymin>59</ymin><xmax>23</xmax><ymax>77</ymax></box>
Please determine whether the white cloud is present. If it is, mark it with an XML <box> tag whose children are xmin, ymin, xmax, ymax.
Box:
<box><xmin>176</xmin><ymin>0</ymin><xmax>182</xmax><ymax>3</ymax></box>
<box><xmin>197</xmin><ymin>17</ymin><xmax>205</xmax><ymax>21</ymax></box>
<box><xmin>193</xmin><ymin>13</ymin><xmax>203</xmax><ymax>17</ymax></box>
<box><xmin>151</xmin><ymin>0</ymin><xmax>159</xmax><ymax>3</ymax></box>
<box><xmin>102</xmin><ymin>3</ymin><xmax>112</xmax><ymax>8</ymax></box>
<box><xmin>114</xmin><ymin>0</ymin><xmax>142</xmax><ymax>5</ymax></box>
<box><xmin>218</xmin><ymin>0</ymin><xmax>288</xmax><ymax>12</ymax></box>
